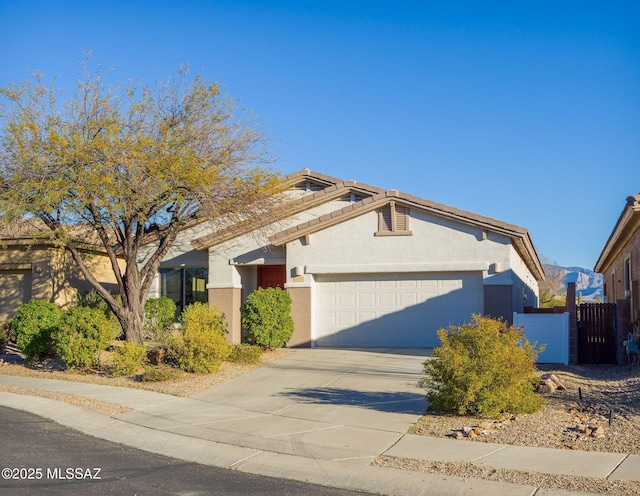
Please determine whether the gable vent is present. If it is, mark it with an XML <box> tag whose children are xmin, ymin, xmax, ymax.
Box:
<box><xmin>376</xmin><ymin>202</ymin><xmax>411</xmax><ymax>235</ymax></box>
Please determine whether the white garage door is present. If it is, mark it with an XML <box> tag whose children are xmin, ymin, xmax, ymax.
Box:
<box><xmin>315</xmin><ymin>272</ymin><xmax>483</xmax><ymax>347</ymax></box>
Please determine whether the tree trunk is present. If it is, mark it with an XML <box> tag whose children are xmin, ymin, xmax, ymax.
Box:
<box><xmin>118</xmin><ymin>306</ymin><xmax>144</xmax><ymax>344</ymax></box>
<box><xmin>119</xmin><ymin>258</ymin><xmax>146</xmax><ymax>343</ymax></box>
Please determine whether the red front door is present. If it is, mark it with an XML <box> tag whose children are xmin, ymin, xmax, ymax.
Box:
<box><xmin>257</xmin><ymin>265</ymin><xmax>286</xmax><ymax>289</ymax></box>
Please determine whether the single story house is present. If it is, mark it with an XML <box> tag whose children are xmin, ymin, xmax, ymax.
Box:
<box><xmin>594</xmin><ymin>193</ymin><xmax>640</xmax><ymax>325</ymax></box>
<box><xmin>142</xmin><ymin>169</ymin><xmax>545</xmax><ymax>347</ymax></box>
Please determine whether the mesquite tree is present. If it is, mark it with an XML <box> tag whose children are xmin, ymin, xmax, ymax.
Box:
<box><xmin>0</xmin><ymin>63</ymin><xmax>281</xmax><ymax>342</ymax></box>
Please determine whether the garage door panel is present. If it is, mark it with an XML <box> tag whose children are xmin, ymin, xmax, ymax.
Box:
<box><xmin>315</xmin><ymin>272</ymin><xmax>483</xmax><ymax>347</ymax></box>
<box><xmin>399</xmin><ymin>293</ymin><xmax>418</xmax><ymax>307</ymax></box>
<box><xmin>318</xmin><ymin>293</ymin><xmax>336</xmax><ymax>306</ymax></box>
<box><xmin>318</xmin><ymin>312</ymin><xmax>337</xmax><ymax>326</ymax></box>
<box><xmin>358</xmin><ymin>311</ymin><xmax>377</xmax><ymax>322</ymax></box>
<box><xmin>358</xmin><ymin>293</ymin><xmax>376</xmax><ymax>306</ymax></box>
<box><xmin>359</xmin><ymin>280</ymin><xmax>377</xmax><ymax>289</ymax></box>
<box><xmin>378</xmin><ymin>280</ymin><xmax>396</xmax><ymax>289</ymax></box>
<box><xmin>338</xmin><ymin>293</ymin><xmax>356</xmax><ymax>307</ymax></box>
<box><xmin>399</xmin><ymin>280</ymin><xmax>418</xmax><ymax>289</ymax></box>
<box><xmin>338</xmin><ymin>312</ymin><xmax>356</xmax><ymax>326</ymax></box>
<box><xmin>378</xmin><ymin>293</ymin><xmax>397</xmax><ymax>307</ymax></box>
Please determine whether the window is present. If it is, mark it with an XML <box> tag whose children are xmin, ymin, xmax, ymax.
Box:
<box><xmin>625</xmin><ymin>258</ymin><xmax>632</xmax><ymax>298</ymax></box>
<box><xmin>611</xmin><ymin>272</ymin><xmax>616</xmax><ymax>303</ymax></box>
<box><xmin>160</xmin><ymin>267</ymin><xmax>208</xmax><ymax>318</ymax></box>
<box><xmin>375</xmin><ymin>202</ymin><xmax>412</xmax><ymax>236</ymax></box>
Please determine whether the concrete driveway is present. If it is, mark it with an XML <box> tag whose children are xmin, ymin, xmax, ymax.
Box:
<box><xmin>116</xmin><ymin>348</ymin><xmax>429</xmax><ymax>464</ymax></box>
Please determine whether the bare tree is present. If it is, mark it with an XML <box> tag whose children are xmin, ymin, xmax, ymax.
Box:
<box><xmin>539</xmin><ymin>257</ymin><xmax>567</xmax><ymax>308</ymax></box>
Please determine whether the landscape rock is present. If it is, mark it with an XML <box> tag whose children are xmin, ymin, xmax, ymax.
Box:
<box><xmin>451</xmin><ymin>417</ymin><xmax>517</xmax><ymax>440</ymax></box>
<box><xmin>538</xmin><ymin>373</ymin><xmax>566</xmax><ymax>393</ymax></box>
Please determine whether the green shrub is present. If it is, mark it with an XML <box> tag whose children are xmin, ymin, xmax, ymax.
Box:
<box><xmin>140</xmin><ymin>364</ymin><xmax>182</xmax><ymax>382</ymax></box>
<box><xmin>0</xmin><ymin>323</ymin><xmax>8</xmax><ymax>348</ymax></box>
<box><xmin>168</xmin><ymin>303</ymin><xmax>231</xmax><ymax>373</ymax></box>
<box><xmin>75</xmin><ymin>289</ymin><xmax>109</xmax><ymax>311</ymax></box>
<box><xmin>422</xmin><ymin>315</ymin><xmax>545</xmax><ymax>418</ymax></box>
<box><xmin>168</xmin><ymin>327</ymin><xmax>231</xmax><ymax>374</ymax></box>
<box><xmin>228</xmin><ymin>343</ymin><xmax>263</xmax><ymax>363</ymax></box>
<box><xmin>144</xmin><ymin>297</ymin><xmax>176</xmax><ymax>343</ymax></box>
<box><xmin>0</xmin><ymin>323</ymin><xmax>8</xmax><ymax>354</ymax></box>
<box><xmin>180</xmin><ymin>302</ymin><xmax>226</xmax><ymax>336</ymax></box>
<box><xmin>74</xmin><ymin>290</ymin><xmax>122</xmax><ymax>338</ymax></box>
<box><xmin>52</xmin><ymin>307</ymin><xmax>118</xmax><ymax>369</ymax></box>
<box><xmin>110</xmin><ymin>341</ymin><xmax>148</xmax><ymax>377</ymax></box>
<box><xmin>11</xmin><ymin>300</ymin><xmax>63</xmax><ymax>361</ymax></box>
<box><xmin>241</xmin><ymin>288</ymin><xmax>294</xmax><ymax>349</ymax></box>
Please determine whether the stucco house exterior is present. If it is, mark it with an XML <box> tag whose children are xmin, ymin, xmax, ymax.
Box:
<box><xmin>141</xmin><ymin>169</ymin><xmax>544</xmax><ymax>348</ymax></box>
<box><xmin>0</xmin><ymin>223</ymin><xmax>124</xmax><ymax>323</ymax></box>
<box><xmin>594</xmin><ymin>193</ymin><xmax>640</xmax><ymax>327</ymax></box>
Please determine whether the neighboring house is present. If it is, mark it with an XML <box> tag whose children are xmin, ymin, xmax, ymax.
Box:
<box><xmin>0</xmin><ymin>222</ymin><xmax>123</xmax><ymax>322</ymax></box>
<box><xmin>141</xmin><ymin>169</ymin><xmax>545</xmax><ymax>348</ymax></box>
<box><xmin>594</xmin><ymin>193</ymin><xmax>640</xmax><ymax>326</ymax></box>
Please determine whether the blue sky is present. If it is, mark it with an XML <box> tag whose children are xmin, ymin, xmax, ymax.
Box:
<box><xmin>1</xmin><ymin>1</ymin><xmax>638</xmax><ymax>270</ymax></box>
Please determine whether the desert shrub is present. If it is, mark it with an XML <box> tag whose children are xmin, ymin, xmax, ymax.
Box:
<box><xmin>74</xmin><ymin>290</ymin><xmax>122</xmax><ymax>337</ymax></box>
<box><xmin>228</xmin><ymin>343</ymin><xmax>263</xmax><ymax>363</ymax></box>
<box><xmin>74</xmin><ymin>289</ymin><xmax>109</xmax><ymax>311</ymax></box>
<box><xmin>11</xmin><ymin>300</ymin><xmax>63</xmax><ymax>361</ymax></box>
<box><xmin>52</xmin><ymin>307</ymin><xmax>118</xmax><ymax>369</ymax></box>
<box><xmin>0</xmin><ymin>323</ymin><xmax>9</xmax><ymax>349</ymax></box>
<box><xmin>241</xmin><ymin>288</ymin><xmax>294</xmax><ymax>349</ymax></box>
<box><xmin>422</xmin><ymin>315</ymin><xmax>545</xmax><ymax>418</ymax></box>
<box><xmin>167</xmin><ymin>303</ymin><xmax>231</xmax><ymax>373</ymax></box>
<box><xmin>180</xmin><ymin>302</ymin><xmax>226</xmax><ymax>336</ymax></box>
<box><xmin>110</xmin><ymin>341</ymin><xmax>148</xmax><ymax>377</ymax></box>
<box><xmin>140</xmin><ymin>364</ymin><xmax>182</xmax><ymax>382</ymax></box>
<box><xmin>144</xmin><ymin>297</ymin><xmax>176</xmax><ymax>343</ymax></box>
<box><xmin>168</xmin><ymin>327</ymin><xmax>231</xmax><ymax>374</ymax></box>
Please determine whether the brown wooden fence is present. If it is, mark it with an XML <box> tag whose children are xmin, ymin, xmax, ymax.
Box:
<box><xmin>577</xmin><ymin>303</ymin><xmax>617</xmax><ymax>364</ymax></box>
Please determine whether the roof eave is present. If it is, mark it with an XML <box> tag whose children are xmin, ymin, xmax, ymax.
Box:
<box><xmin>191</xmin><ymin>177</ymin><xmax>383</xmax><ymax>251</ymax></box>
<box><xmin>594</xmin><ymin>195</ymin><xmax>640</xmax><ymax>273</ymax></box>
<box><xmin>270</xmin><ymin>190</ymin><xmax>545</xmax><ymax>280</ymax></box>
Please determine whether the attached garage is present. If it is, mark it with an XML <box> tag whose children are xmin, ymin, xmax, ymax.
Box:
<box><xmin>315</xmin><ymin>272</ymin><xmax>483</xmax><ymax>347</ymax></box>
<box><xmin>190</xmin><ymin>169</ymin><xmax>544</xmax><ymax>347</ymax></box>
<box><xmin>0</xmin><ymin>270</ymin><xmax>31</xmax><ymax>323</ymax></box>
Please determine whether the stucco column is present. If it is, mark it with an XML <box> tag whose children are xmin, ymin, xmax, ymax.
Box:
<box><xmin>208</xmin><ymin>287</ymin><xmax>242</xmax><ymax>344</ymax></box>
<box><xmin>286</xmin><ymin>284</ymin><xmax>312</xmax><ymax>347</ymax></box>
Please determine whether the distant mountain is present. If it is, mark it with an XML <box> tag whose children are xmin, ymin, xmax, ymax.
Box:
<box><xmin>547</xmin><ymin>265</ymin><xmax>603</xmax><ymax>302</ymax></box>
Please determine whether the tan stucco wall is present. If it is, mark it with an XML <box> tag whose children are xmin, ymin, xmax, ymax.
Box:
<box><xmin>601</xmin><ymin>228</ymin><xmax>640</xmax><ymax>321</ymax></box>
<box><xmin>0</xmin><ymin>243</ymin><xmax>124</xmax><ymax>319</ymax></box>
<box><xmin>208</xmin><ymin>287</ymin><xmax>242</xmax><ymax>344</ymax></box>
<box><xmin>286</xmin><ymin>285</ymin><xmax>312</xmax><ymax>347</ymax></box>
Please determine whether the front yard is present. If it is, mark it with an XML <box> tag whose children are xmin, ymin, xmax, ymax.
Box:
<box><xmin>0</xmin><ymin>343</ymin><xmax>290</xmax><ymax>414</ymax></box>
<box><xmin>410</xmin><ymin>363</ymin><xmax>640</xmax><ymax>455</ymax></box>
<box><xmin>3</xmin><ymin>344</ymin><xmax>640</xmax><ymax>495</ymax></box>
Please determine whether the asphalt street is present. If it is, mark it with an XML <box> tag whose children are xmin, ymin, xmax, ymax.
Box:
<box><xmin>0</xmin><ymin>406</ymin><xmax>377</xmax><ymax>496</ymax></box>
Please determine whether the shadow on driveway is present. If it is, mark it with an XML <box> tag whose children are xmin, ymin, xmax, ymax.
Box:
<box><xmin>279</xmin><ymin>387</ymin><xmax>427</xmax><ymax>415</ymax></box>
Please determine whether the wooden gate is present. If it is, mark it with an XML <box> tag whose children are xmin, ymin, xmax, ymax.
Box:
<box><xmin>577</xmin><ymin>303</ymin><xmax>617</xmax><ymax>364</ymax></box>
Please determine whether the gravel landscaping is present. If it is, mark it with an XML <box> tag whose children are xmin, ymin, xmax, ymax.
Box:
<box><xmin>409</xmin><ymin>363</ymin><xmax>640</xmax><ymax>455</ymax></box>
<box><xmin>0</xmin><ymin>344</ymin><xmax>290</xmax><ymax>414</ymax></box>
<box><xmin>2</xmin><ymin>346</ymin><xmax>640</xmax><ymax>494</ymax></box>
<box><xmin>376</xmin><ymin>362</ymin><xmax>640</xmax><ymax>495</ymax></box>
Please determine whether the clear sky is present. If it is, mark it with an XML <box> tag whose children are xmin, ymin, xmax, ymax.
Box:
<box><xmin>1</xmin><ymin>1</ymin><xmax>638</xmax><ymax>270</ymax></box>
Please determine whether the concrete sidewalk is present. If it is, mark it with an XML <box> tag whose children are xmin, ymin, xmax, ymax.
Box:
<box><xmin>1</xmin><ymin>348</ymin><xmax>638</xmax><ymax>495</ymax></box>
